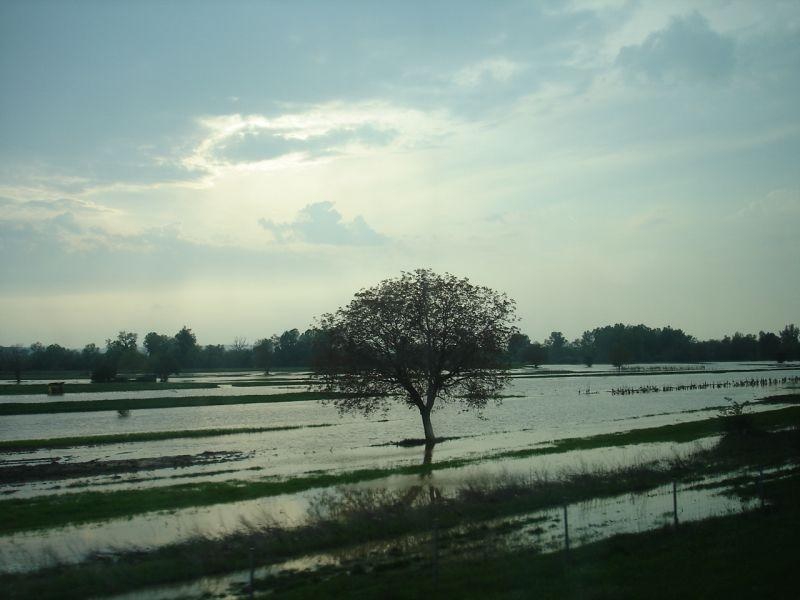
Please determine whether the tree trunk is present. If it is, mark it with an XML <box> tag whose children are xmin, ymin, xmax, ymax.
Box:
<box><xmin>420</xmin><ymin>407</ymin><xmax>435</xmax><ymax>444</ymax></box>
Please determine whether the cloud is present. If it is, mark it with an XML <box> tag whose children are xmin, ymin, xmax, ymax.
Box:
<box><xmin>452</xmin><ymin>58</ymin><xmax>526</xmax><ymax>87</ymax></box>
<box><xmin>184</xmin><ymin>103</ymin><xmax>454</xmax><ymax>178</ymax></box>
<box><xmin>217</xmin><ymin>124</ymin><xmax>396</xmax><ymax>163</ymax></box>
<box><xmin>259</xmin><ymin>201</ymin><xmax>385</xmax><ymax>246</ymax></box>
<box><xmin>734</xmin><ymin>188</ymin><xmax>800</xmax><ymax>219</ymax></box>
<box><xmin>0</xmin><ymin>196</ymin><xmax>118</xmax><ymax>218</ymax></box>
<box><xmin>616</xmin><ymin>12</ymin><xmax>735</xmax><ymax>84</ymax></box>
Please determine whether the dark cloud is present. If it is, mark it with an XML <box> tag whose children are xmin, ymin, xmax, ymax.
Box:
<box><xmin>217</xmin><ymin>125</ymin><xmax>396</xmax><ymax>164</ymax></box>
<box><xmin>616</xmin><ymin>12</ymin><xmax>735</xmax><ymax>84</ymax></box>
<box><xmin>259</xmin><ymin>202</ymin><xmax>385</xmax><ymax>246</ymax></box>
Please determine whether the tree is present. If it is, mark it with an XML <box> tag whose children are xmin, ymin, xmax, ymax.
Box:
<box><xmin>313</xmin><ymin>269</ymin><xmax>517</xmax><ymax>447</ymax></box>
<box><xmin>143</xmin><ymin>332</ymin><xmax>171</xmax><ymax>356</ymax></box>
<box><xmin>545</xmin><ymin>331</ymin><xmax>567</xmax><ymax>362</ymax></box>
<box><xmin>174</xmin><ymin>326</ymin><xmax>198</xmax><ymax>367</ymax></box>
<box><xmin>2</xmin><ymin>345</ymin><xmax>27</xmax><ymax>383</ymax></box>
<box><xmin>253</xmin><ymin>338</ymin><xmax>275</xmax><ymax>374</ymax></box>
<box><xmin>779</xmin><ymin>324</ymin><xmax>799</xmax><ymax>361</ymax></box>
<box><xmin>80</xmin><ymin>343</ymin><xmax>102</xmax><ymax>374</ymax></box>
<box><xmin>105</xmin><ymin>331</ymin><xmax>144</xmax><ymax>373</ymax></box>
<box><xmin>523</xmin><ymin>342</ymin><xmax>548</xmax><ymax>368</ymax></box>
<box><xmin>758</xmin><ymin>331</ymin><xmax>783</xmax><ymax>363</ymax></box>
<box><xmin>507</xmin><ymin>333</ymin><xmax>531</xmax><ymax>365</ymax></box>
<box><xmin>609</xmin><ymin>342</ymin><xmax>630</xmax><ymax>371</ymax></box>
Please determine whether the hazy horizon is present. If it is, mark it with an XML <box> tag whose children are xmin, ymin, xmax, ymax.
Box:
<box><xmin>2</xmin><ymin>1</ymin><xmax>798</xmax><ymax>347</ymax></box>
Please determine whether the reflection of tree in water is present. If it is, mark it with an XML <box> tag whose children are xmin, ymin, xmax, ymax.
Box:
<box><xmin>400</xmin><ymin>441</ymin><xmax>442</xmax><ymax>506</ymax></box>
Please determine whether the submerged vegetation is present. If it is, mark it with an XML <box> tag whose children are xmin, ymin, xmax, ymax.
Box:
<box><xmin>2</xmin><ymin>411</ymin><xmax>798</xmax><ymax>598</ymax></box>
<box><xmin>0</xmin><ymin>423</ymin><xmax>333</xmax><ymax>453</ymax></box>
<box><xmin>0</xmin><ymin>390</ymin><xmax>336</xmax><ymax>415</ymax></box>
<box><xmin>3</xmin><ymin>402</ymin><xmax>798</xmax><ymax>535</ymax></box>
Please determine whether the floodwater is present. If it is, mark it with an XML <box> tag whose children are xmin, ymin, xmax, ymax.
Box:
<box><xmin>0</xmin><ymin>436</ymin><xmax>727</xmax><ymax>573</ymax></box>
<box><xmin>105</xmin><ymin>465</ymin><xmax>776</xmax><ymax>600</ymax></box>
<box><xmin>0</xmin><ymin>363</ymin><xmax>797</xmax><ymax>580</ymax></box>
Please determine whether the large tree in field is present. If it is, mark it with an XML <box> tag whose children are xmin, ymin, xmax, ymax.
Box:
<box><xmin>312</xmin><ymin>269</ymin><xmax>518</xmax><ymax>445</ymax></box>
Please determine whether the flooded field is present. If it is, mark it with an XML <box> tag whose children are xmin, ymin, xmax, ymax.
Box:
<box><xmin>1</xmin><ymin>362</ymin><xmax>798</xmax><ymax>592</ymax></box>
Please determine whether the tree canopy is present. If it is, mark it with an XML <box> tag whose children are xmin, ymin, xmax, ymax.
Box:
<box><xmin>312</xmin><ymin>269</ymin><xmax>518</xmax><ymax>445</ymax></box>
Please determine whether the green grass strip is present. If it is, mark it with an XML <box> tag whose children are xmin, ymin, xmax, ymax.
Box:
<box><xmin>0</xmin><ymin>391</ymin><xmax>336</xmax><ymax>415</ymax></box>
<box><xmin>0</xmin><ymin>424</ymin><xmax>334</xmax><ymax>453</ymax></box>
<box><xmin>496</xmin><ymin>403</ymin><xmax>800</xmax><ymax>460</ymax></box>
<box><xmin>3</xmin><ymin>404</ymin><xmax>799</xmax><ymax>535</ymax></box>
<box><xmin>0</xmin><ymin>465</ymin><xmax>434</xmax><ymax>534</ymax></box>
<box><xmin>0</xmin><ymin>382</ymin><xmax>219</xmax><ymax>396</ymax></box>
<box><xmin>228</xmin><ymin>380</ymin><xmax>308</xmax><ymax>387</ymax></box>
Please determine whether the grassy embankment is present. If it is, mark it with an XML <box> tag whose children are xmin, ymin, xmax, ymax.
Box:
<box><xmin>0</xmin><ymin>378</ymin><xmax>310</xmax><ymax>396</ymax></box>
<box><xmin>0</xmin><ymin>382</ymin><xmax>220</xmax><ymax>395</ymax></box>
<box><xmin>2</xmin><ymin>422</ymin><xmax>798</xmax><ymax>599</ymax></box>
<box><xmin>0</xmin><ymin>390</ymin><xmax>335</xmax><ymax>415</ymax></box>
<box><xmin>3</xmin><ymin>400</ymin><xmax>798</xmax><ymax>535</ymax></box>
<box><xmin>0</xmin><ymin>424</ymin><xmax>334</xmax><ymax>453</ymax></box>
<box><xmin>513</xmin><ymin>364</ymin><xmax>800</xmax><ymax>378</ymax></box>
<box><xmin>268</xmin><ymin>476</ymin><xmax>800</xmax><ymax>600</ymax></box>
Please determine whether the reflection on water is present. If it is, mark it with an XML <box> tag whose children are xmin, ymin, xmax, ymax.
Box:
<box><xmin>104</xmin><ymin>466</ymin><xmax>779</xmax><ymax>600</ymax></box>
<box><xmin>1</xmin><ymin>363</ymin><xmax>798</xmax><ymax>585</ymax></box>
<box><xmin>0</xmin><ymin>437</ymin><xmax>725</xmax><ymax>573</ymax></box>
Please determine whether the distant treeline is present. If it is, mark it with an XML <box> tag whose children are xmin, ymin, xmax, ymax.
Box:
<box><xmin>506</xmin><ymin>323</ymin><xmax>800</xmax><ymax>368</ymax></box>
<box><xmin>1</xmin><ymin>323</ymin><xmax>798</xmax><ymax>382</ymax></box>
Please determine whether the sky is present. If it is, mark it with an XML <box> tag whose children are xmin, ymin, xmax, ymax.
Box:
<box><xmin>1</xmin><ymin>0</ymin><xmax>798</xmax><ymax>348</ymax></box>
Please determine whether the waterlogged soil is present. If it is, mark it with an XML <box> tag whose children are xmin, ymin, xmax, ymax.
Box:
<box><xmin>1</xmin><ymin>364</ymin><xmax>798</xmax><ymax>583</ymax></box>
<box><xmin>0</xmin><ymin>450</ymin><xmax>250</xmax><ymax>484</ymax></box>
<box><xmin>102</xmin><ymin>467</ymin><xmax>778</xmax><ymax>600</ymax></box>
<box><xmin>0</xmin><ymin>437</ymin><xmax>716</xmax><ymax>572</ymax></box>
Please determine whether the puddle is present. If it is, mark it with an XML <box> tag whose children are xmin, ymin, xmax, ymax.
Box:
<box><xmin>0</xmin><ymin>437</ymin><xmax>724</xmax><ymax>573</ymax></box>
<box><xmin>103</xmin><ymin>465</ymin><xmax>788</xmax><ymax>600</ymax></box>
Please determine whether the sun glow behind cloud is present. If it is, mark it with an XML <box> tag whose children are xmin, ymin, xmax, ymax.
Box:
<box><xmin>0</xmin><ymin>1</ymin><xmax>798</xmax><ymax>345</ymax></box>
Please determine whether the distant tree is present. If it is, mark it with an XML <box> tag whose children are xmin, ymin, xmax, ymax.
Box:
<box><xmin>144</xmin><ymin>332</ymin><xmax>171</xmax><ymax>356</ymax></box>
<box><xmin>545</xmin><ymin>331</ymin><xmax>567</xmax><ymax>363</ymax></box>
<box><xmin>274</xmin><ymin>329</ymin><xmax>300</xmax><ymax>366</ymax></box>
<box><xmin>91</xmin><ymin>361</ymin><xmax>118</xmax><ymax>383</ymax></box>
<box><xmin>758</xmin><ymin>331</ymin><xmax>784</xmax><ymax>363</ymax></box>
<box><xmin>143</xmin><ymin>332</ymin><xmax>180</xmax><ymax>381</ymax></box>
<box><xmin>174</xmin><ymin>326</ymin><xmax>198</xmax><ymax>367</ymax></box>
<box><xmin>201</xmin><ymin>344</ymin><xmax>226</xmax><ymax>369</ymax></box>
<box><xmin>579</xmin><ymin>330</ymin><xmax>596</xmax><ymax>367</ymax></box>
<box><xmin>227</xmin><ymin>337</ymin><xmax>252</xmax><ymax>368</ymax></box>
<box><xmin>313</xmin><ymin>269</ymin><xmax>517</xmax><ymax>448</ymax></box>
<box><xmin>609</xmin><ymin>342</ymin><xmax>630</xmax><ymax>371</ymax></box>
<box><xmin>523</xmin><ymin>342</ymin><xmax>548</xmax><ymax>368</ymax></box>
<box><xmin>779</xmin><ymin>324</ymin><xmax>799</xmax><ymax>361</ymax></box>
<box><xmin>2</xmin><ymin>345</ymin><xmax>27</xmax><ymax>383</ymax></box>
<box><xmin>507</xmin><ymin>333</ymin><xmax>531</xmax><ymax>364</ymax></box>
<box><xmin>105</xmin><ymin>331</ymin><xmax>144</xmax><ymax>373</ymax></box>
<box><xmin>149</xmin><ymin>350</ymin><xmax>179</xmax><ymax>382</ymax></box>
<box><xmin>253</xmin><ymin>338</ymin><xmax>275</xmax><ymax>374</ymax></box>
<box><xmin>81</xmin><ymin>343</ymin><xmax>101</xmax><ymax>371</ymax></box>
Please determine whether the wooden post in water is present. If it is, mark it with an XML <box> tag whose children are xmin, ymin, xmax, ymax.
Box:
<box><xmin>672</xmin><ymin>481</ymin><xmax>679</xmax><ymax>528</ymax></box>
<box><xmin>249</xmin><ymin>546</ymin><xmax>255</xmax><ymax>599</ymax></box>
<box><xmin>563</xmin><ymin>504</ymin><xmax>570</xmax><ymax>555</ymax></box>
<box><xmin>432</xmin><ymin>516</ymin><xmax>439</xmax><ymax>586</ymax></box>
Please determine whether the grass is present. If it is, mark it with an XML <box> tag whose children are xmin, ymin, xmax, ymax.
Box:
<box><xmin>0</xmin><ymin>466</ymin><xmax>433</xmax><ymax>534</ymax></box>
<box><xmin>0</xmin><ymin>423</ymin><xmax>334</xmax><ymax>453</ymax></box>
<box><xmin>229</xmin><ymin>380</ymin><xmax>308</xmax><ymax>387</ymax></box>
<box><xmin>2</xmin><ymin>431</ymin><xmax>798</xmax><ymax>599</ymax></box>
<box><xmin>494</xmin><ymin>402</ymin><xmax>800</xmax><ymax>460</ymax></box>
<box><xmin>3</xmin><ymin>404</ymin><xmax>798</xmax><ymax>535</ymax></box>
<box><xmin>513</xmin><ymin>365</ymin><xmax>800</xmax><ymax>379</ymax></box>
<box><xmin>0</xmin><ymin>381</ymin><xmax>220</xmax><ymax>395</ymax></box>
<box><xmin>0</xmin><ymin>390</ymin><xmax>337</xmax><ymax>415</ymax></box>
<box><xmin>268</xmin><ymin>476</ymin><xmax>800</xmax><ymax>600</ymax></box>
